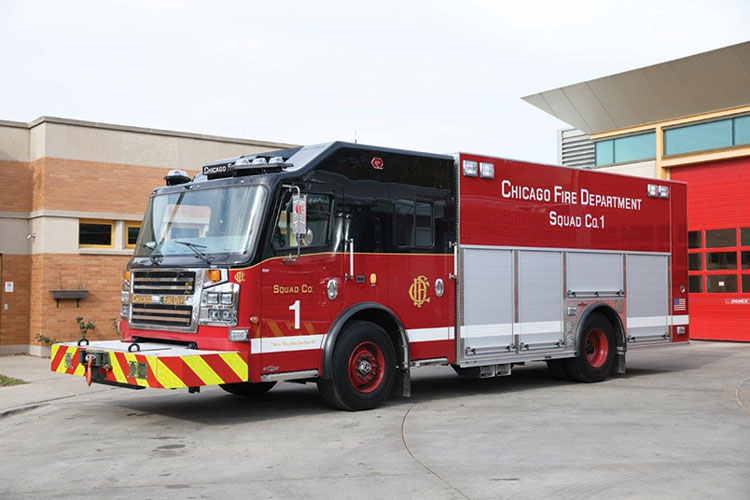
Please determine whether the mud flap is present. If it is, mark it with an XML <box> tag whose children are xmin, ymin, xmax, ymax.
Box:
<box><xmin>394</xmin><ymin>368</ymin><xmax>411</xmax><ymax>398</ymax></box>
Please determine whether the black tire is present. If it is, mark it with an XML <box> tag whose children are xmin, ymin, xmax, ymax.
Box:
<box><xmin>219</xmin><ymin>381</ymin><xmax>276</xmax><ymax>397</ymax></box>
<box><xmin>317</xmin><ymin>320</ymin><xmax>396</xmax><ymax>411</ymax></box>
<box><xmin>546</xmin><ymin>359</ymin><xmax>572</xmax><ymax>381</ymax></box>
<box><xmin>564</xmin><ymin>312</ymin><xmax>616</xmax><ymax>383</ymax></box>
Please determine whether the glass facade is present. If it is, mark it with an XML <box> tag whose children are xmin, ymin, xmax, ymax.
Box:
<box><xmin>664</xmin><ymin>114</ymin><xmax>750</xmax><ymax>156</ymax></box>
<box><xmin>594</xmin><ymin>131</ymin><xmax>655</xmax><ymax>166</ymax></box>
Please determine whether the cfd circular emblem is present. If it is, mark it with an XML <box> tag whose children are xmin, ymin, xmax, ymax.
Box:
<box><xmin>235</xmin><ymin>271</ymin><xmax>246</xmax><ymax>283</ymax></box>
<box><xmin>408</xmin><ymin>275</ymin><xmax>431</xmax><ymax>308</ymax></box>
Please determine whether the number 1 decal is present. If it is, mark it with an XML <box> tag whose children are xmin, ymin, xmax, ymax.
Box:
<box><xmin>289</xmin><ymin>300</ymin><xmax>300</xmax><ymax>330</ymax></box>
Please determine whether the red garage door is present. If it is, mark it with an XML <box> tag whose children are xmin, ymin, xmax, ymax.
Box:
<box><xmin>671</xmin><ymin>157</ymin><xmax>750</xmax><ymax>341</ymax></box>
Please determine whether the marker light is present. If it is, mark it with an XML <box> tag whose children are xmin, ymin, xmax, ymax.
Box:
<box><xmin>123</xmin><ymin>271</ymin><xmax>130</xmax><ymax>281</ymax></box>
<box><xmin>206</xmin><ymin>269</ymin><xmax>222</xmax><ymax>282</ymax></box>
<box><xmin>229</xmin><ymin>328</ymin><xmax>249</xmax><ymax>342</ymax></box>
<box><xmin>658</xmin><ymin>185</ymin><xmax>670</xmax><ymax>198</ymax></box>
<box><xmin>462</xmin><ymin>160</ymin><xmax>478</xmax><ymax>177</ymax></box>
<box><xmin>251</xmin><ymin>157</ymin><xmax>268</xmax><ymax>166</ymax></box>
<box><xmin>269</xmin><ymin>156</ymin><xmax>285</xmax><ymax>165</ymax></box>
<box><xmin>647</xmin><ymin>184</ymin><xmax>658</xmax><ymax>197</ymax></box>
<box><xmin>479</xmin><ymin>162</ymin><xmax>495</xmax><ymax>179</ymax></box>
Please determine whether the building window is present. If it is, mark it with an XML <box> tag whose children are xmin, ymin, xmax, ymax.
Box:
<box><xmin>743</xmin><ymin>275</ymin><xmax>750</xmax><ymax>293</ymax></box>
<box><xmin>79</xmin><ymin>220</ymin><xmax>114</xmax><ymax>248</ymax></box>
<box><xmin>688</xmin><ymin>231</ymin><xmax>701</xmax><ymax>249</ymax></box>
<box><xmin>741</xmin><ymin>228</ymin><xmax>750</xmax><ymax>247</ymax></box>
<box><xmin>664</xmin><ymin>114</ymin><xmax>750</xmax><ymax>156</ymax></box>
<box><xmin>706</xmin><ymin>251</ymin><xmax>737</xmax><ymax>270</ymax></box>
<box><xmin>689</xmin><ymin>275</ymin><xmax>703</xmax><ymax>293</ymax></box>
<box><xmin>706</xmin><ymin>274</ymin><xmax>737</xmax><ymax>293</ymax></box>
<box><xmin>125</xmin><ymin>222</ymin><xmax>141</xmax><ymax>249</ymax></box>
<box><xmin>705</xmin><ymin>228</ymin><xmax>736</xmax><ymax>248</ymax></box>
<box><xmin>594</xmin><ymin>131</ymin><xmax>655</xmax><ymax>166</ymax></box>
<box><xmin>688</xmin><ymin>253</ymin><xmax>702</xmax><ymax>271</ymax></box>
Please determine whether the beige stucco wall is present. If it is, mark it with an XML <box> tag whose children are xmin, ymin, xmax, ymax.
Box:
<box><xmin>595</xmin><ymin>160</ymin><xmax>657</xmax><ymax>179</ymax></box>
<box><xmin>0</xmin><ymin>122</ymin><xmax>30</xmax><ymax>162</ymax></box>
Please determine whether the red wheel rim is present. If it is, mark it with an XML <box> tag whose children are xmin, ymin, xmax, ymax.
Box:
<box><xmin>348</xmin><ymin>341</ymin><xmax>385</xmax><ymax>393</ymax></box>
<box><xmin>585</xmin><ymin>327</ymin><xmax>609</xmax><ymax>368</ymax></box>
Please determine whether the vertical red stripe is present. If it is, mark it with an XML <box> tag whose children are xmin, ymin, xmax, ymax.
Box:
<box><xmin>50</xmin><ymin>346</ymin><xmax>67</xmax><ymax>372</ymax></box>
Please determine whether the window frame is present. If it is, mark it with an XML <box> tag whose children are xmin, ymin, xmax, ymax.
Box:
<box><xmin>124</xmin><ymin>221</ymin><xmax>141</xmax><ymax>249</ymax></box>
<box><xmin>78</xmin><ymin>219</ymin><xmax>115</xmax><ymax>249</ymax></box>
<box><xmin>272</xmin><ymin>192</ymin><xmax>334</xmax><ymax>253</ymax></box>
<box><xmin>663</xmin><ymin>113</ymin><xmax>750</xmax><ymax>158</ymax></box>
<box><xmin>393</xmin><ymin>199</ymin><xmax>435</xmax><ymax>250</ymax></box>
<box><xmin>688</xmin><ymin>227</ymin><xmax>750</xmax><ymax>295</ymax></box>
<box><xmin>593</xmin><ymin>130</ymin><xmax>656</xmax><ymax>167</ymax></box>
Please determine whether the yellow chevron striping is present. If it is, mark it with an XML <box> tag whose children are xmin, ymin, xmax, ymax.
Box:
<box><xmin>73</xmin><ymin>359</ymin><xmax>85</xmax><ymax>377</ymax></box>
<box><xmin>182</xmin><ymin>355</ymin><xmax>223</xmax><ymax>386</ymax></box>
<box><xmin>219</xmin><ymin>352</ymin><xmax>248</xmax><ymax>381</ymax></box>
<box><xmin>57</xmin><ymin>346</ymin><xmax>78</xmax><ymax>374</ymax></box>
<box><xmin>145</xmin><ymin>357</ymin><xmax>161</xmax><ymax>387</ymax></box>
<box><xmin>155</xmin><ymin>359</ymin><xmax>187</xmax><ymax>389</ymax></box>
<box><xmin>51</xmin><ymin>344</ymin><xmax>61</xmax><ymax>367</ymax></box>
<box><xmin>109</xmin><ymin>353</ymin><xmax>129</xmax><ymax>384</ymax></box>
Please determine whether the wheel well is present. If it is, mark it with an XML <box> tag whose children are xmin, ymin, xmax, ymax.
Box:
<box><xmin>578</xmin><ymin>304</ymin><xmax>626</xmax><ymax>374</ymax></box>
<box><xmin>343</xmin><ymin>309</ymin><xmax>408</xmax><ymax>369</ymax></box>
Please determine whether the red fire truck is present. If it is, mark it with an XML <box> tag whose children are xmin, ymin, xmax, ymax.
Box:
<box><xmin>51</xmin><ymin>142</ymin><xmax>689</xmax><ymax>410</ymax></box>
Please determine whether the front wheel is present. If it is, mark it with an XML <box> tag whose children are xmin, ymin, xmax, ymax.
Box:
<box><xmin>564</xmin><ymin>312</ymin><xmax>616</xmax><ymax>383</ymax></box>
<box><xmin>317</xmin><ymin>321</ymin><xmax>396</xmax><ymax>411</ymax></box>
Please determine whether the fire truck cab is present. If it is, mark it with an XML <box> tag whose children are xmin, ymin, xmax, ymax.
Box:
<box><xmin>51</xmin><ymin>142</ymin><xmax>689</xmax><ymax>411</ymax></box>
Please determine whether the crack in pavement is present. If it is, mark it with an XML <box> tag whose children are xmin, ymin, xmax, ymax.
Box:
<box><xmin>736</xmin><ymin>375</ymin><xmax>750</xmax><ymax>413</ymax></box>
<box><xmin>400</xmin><ymin>404</ymin><xmax>472</xmax><ymax>500</ymax></box>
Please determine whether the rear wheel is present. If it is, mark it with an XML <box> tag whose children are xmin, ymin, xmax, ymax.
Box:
<box><xmin>317</xmin><ymin>321</ymin><xmax>396</xmax><ymax>411</ymax></box>
<box><xmin>219</xmin><ymin>381</ymin><xmax>276</xmax><ymax>397</ymax></box>
<box><xmin>564</xmin><ymin>312</ymin><xmax>616</xmax><ymax>383</ymax></box>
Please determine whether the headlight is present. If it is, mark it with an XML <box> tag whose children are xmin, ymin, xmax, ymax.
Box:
<box><xmin>199</xmin><ymin>282</ymin><xmax>239</xmax><ymax>326</ymax></box>
<box><xmin>121</xmin><ymin>291</ymin><xmax>130</xmax><ymax>303</ymax></box>
<box><xmin>120</xmin><ymin>304</ymin><xmax>129</xmax><ymax>319</ymax></box>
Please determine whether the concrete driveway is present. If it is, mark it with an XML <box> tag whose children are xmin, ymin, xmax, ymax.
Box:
<box><xmin>1</xmin><ymin>340</ymin><xmax>749</xmax><ymax>499</ymax></box>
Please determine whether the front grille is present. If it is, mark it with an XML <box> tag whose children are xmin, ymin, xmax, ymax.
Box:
<box><xmin>131</xmin><ymin>303</ymin><xmax>193</xmax><ymax>328</ymax></box>
<box><xmin>133</xmin><ymin>271</ymin><xmax>196</xmax><ymax>295</ymax></box>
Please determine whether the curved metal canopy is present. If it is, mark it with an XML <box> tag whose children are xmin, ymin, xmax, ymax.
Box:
<box><xmin>522</xmin><ymin>41</ymin><xmax>750</xmax><ymax>135</ymax></box>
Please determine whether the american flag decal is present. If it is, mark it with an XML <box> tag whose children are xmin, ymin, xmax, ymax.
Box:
<box><xmin>673</xmin><ymin>298</ymin><xmax>686</xmax><ymax>311</ymax></box>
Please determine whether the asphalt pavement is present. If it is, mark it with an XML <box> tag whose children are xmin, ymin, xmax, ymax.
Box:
<box><xmin>1</xmin><ymin>340</ymin><xmax>749</xmax><ymax>499</ymax></box>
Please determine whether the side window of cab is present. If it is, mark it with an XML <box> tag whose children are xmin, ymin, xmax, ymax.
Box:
<box><xmin>273</xmin><ymin>193</ymin><xmax>333</xmax><ymax>251</ymax></box>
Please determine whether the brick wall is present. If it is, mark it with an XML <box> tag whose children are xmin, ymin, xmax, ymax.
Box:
<box><xmin>0</xmin><ymin>254</ymin><xmax>31</xmax><ymax>345</ymax></box>
<box><xmin>0</xmin><ymin>160</ymin><xmax>32</xmax><ymax>212</ymax></box>
<box><xmin>37</xmin><ymin>158</ymin><xmax>198</xmax><ymax>213</ymax></box>
<box><xmin>30</xmin><ymin>254</ymin><xmax>131</xmax><ymax>345</ymax></box>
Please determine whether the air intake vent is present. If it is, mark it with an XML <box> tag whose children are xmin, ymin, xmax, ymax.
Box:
<box><xmin>133</xmin><ymin>271</ymin><xmax>196</xmax><ymax>295</ymax></box>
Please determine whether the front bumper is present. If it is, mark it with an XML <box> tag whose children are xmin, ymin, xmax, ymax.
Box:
<box><xmin>50</xmin><ymin>341</ymin><xmax>248</xmax><ymax>389</ymax></box>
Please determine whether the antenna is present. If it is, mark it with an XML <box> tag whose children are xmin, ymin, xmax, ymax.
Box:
<box><xmin>354</xmin><ymin>129</ymin><xmax>357</xmax><ymax>144</ymax></box>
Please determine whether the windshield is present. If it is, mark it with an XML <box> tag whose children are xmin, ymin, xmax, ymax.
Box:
<box><xmin>134</xmin><ymin>185</ymin><xmax>267</xmax><ymax>263</ymax></box>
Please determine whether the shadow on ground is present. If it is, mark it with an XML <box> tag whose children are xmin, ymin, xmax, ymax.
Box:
<box><xmin>105</xmin><ymin>344</ymin><xmax>729</xmax><ymax>425</ymax></box>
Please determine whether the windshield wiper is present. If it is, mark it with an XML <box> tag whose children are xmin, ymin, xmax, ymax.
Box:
<box><xmin>174</xmin><ymin>241</ymin><xmax>212</xmax><ymax>265</ymax></box>
<box><xmin>145</xmin><ymin>241</ymin><xmax>164</xmax><ymax>265</ymax></box>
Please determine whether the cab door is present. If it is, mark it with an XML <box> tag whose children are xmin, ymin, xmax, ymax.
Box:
<box><xmin>259</xmin><ymin>183</ymin><xmax>343</xmax><ymax>375</ymax></box>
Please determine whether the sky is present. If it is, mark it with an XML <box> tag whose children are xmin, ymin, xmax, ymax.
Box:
<box><xmin>1</xmin><ymin>0</ymin><xmax>749</xmax><ymax>164</ymax></box>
